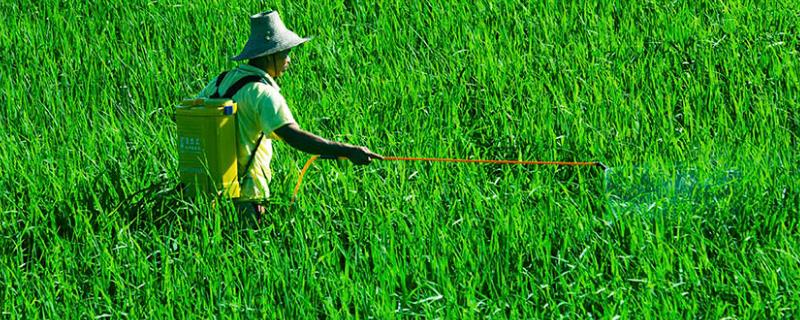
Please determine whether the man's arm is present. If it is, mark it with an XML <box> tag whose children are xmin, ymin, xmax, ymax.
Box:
<box><xmin>273</xmin><ymin>123</ymin><xmax>383</xmax><ymax>165</ymax></box>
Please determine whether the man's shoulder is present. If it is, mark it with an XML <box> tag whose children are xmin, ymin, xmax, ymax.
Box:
<box><xmin>235</xmin><ymin>80</ymin><xmax>286</xmax><ymax>109</ymax></box>
<box><xmin>237</xmin><ymin>80</ymin><xmax>281</xmax><ymax>99</ymax></box>
<box><xmin>233</xmin><ymin>72</ymin><xmax>279</xmax><ymax>95</ymax></box>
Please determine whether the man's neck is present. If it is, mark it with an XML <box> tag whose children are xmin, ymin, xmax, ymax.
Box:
<box><xmin>248</xmin><ymin>58</ymin><xmax>277</xmax><ymax>78</ymax></box>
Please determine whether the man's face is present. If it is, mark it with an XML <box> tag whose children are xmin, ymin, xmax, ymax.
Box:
<box><xmin>270</xmin><ymin>49</ymin><xmax>291</xmax><ymax>78</ymax></box>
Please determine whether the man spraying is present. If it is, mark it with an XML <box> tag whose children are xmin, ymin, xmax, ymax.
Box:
<box><xmin>195</xmin><ymin>11</ymin><xmax>382</xmax><ymax>215</ymax></box>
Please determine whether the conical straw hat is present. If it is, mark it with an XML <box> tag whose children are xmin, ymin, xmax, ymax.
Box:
<box><xmin>231</xmin><ymin>11</ymin><xmax>311</xmax><ymax>61</ymax></box>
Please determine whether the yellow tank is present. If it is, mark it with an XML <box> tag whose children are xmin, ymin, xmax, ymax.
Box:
<box><xmin>176</xmin><ymin>98</ymin><xmax>241</xmax><ymax>198</ymax></box>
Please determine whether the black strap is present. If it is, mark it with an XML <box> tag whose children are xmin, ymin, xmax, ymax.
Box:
<box><xmin>216</xmin><ymin>71</ymin><xmax>228</xmax><ymax>87</ymax></box>
<box><xmin>210</xmin><ymin>72</ymin><xmax>266</xmax><ymax>99</ymax></box>
<box><xmin>238</xmin><ymin>133</ymin><xmax>265</xmax><ymax>186</ymax></box>
<box><xmin>209</xmin><ymin>71</ymin><xmax>228</xmax><ymax>99</ymax></box>
<box><xmin>223</xmin><ymin>75</ymin><xmax>267</xmax><ymax>99</ymax></box>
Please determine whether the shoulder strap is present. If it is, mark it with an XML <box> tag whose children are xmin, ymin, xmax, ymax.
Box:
<box><xmin>221</xmin><ymin>75</ymin><xmax>266</xmax><ymax>99</ymax></box>
<box><xmin>209</xmin><ymin>71</ymin><xmax>229</xmax><ymax>99</ymax></box>
<box><xmin>209</xmin><ymin>72</ymin><xmax>266</xmax><ymax>99</ymax></box>
<box><xmin>238</xmin><ymin>133</ymin><xmax>265</xmax><ymax>186</ymax></box>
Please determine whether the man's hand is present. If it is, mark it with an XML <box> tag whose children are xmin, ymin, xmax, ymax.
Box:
<box><xmin>346</xmin><ymin>146</ymin><xmax>383</xmax><ymax>165</ymax></box>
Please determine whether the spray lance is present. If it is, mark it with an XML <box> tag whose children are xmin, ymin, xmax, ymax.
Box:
<box><xmin>290</xmin><ymin>154</ymin><xmax>607</xmax><ymax>204</ymax></box>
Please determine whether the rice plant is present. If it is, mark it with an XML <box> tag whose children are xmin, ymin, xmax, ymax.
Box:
<box><xmin>1</xmin><ymin>0</ymin><xmax>798</xmax><ymax>318</ymax></box>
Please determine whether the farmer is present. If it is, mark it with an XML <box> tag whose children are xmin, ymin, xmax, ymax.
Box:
<box><xmin>195</xmin><ymin>11</ymin><xmax>382</xmax><ymax>216</ymax></box>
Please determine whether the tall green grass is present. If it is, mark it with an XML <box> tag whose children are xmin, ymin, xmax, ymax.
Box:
<box><xmin>1</xmin><ymin>0</ymin><xmax>798</xmax><ymax>318</ymax></box>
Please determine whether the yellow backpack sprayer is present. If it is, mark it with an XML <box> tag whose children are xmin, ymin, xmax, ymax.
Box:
<box><xmin>176</xmin><ymin>72</ymin><xmax>267</xmax><ymax>198</ymax></box>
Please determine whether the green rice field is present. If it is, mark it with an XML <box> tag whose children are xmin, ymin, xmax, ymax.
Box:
<box><xmin>1</xmin><ymin>0</ymin><xmax>799</xmax><ymax>318</ymax></box>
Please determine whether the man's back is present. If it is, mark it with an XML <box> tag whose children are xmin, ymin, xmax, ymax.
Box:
<box><xmin>196</xmin><ymin>64</ymin><xmax>296</xmax><ymax>200</ymax></box>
